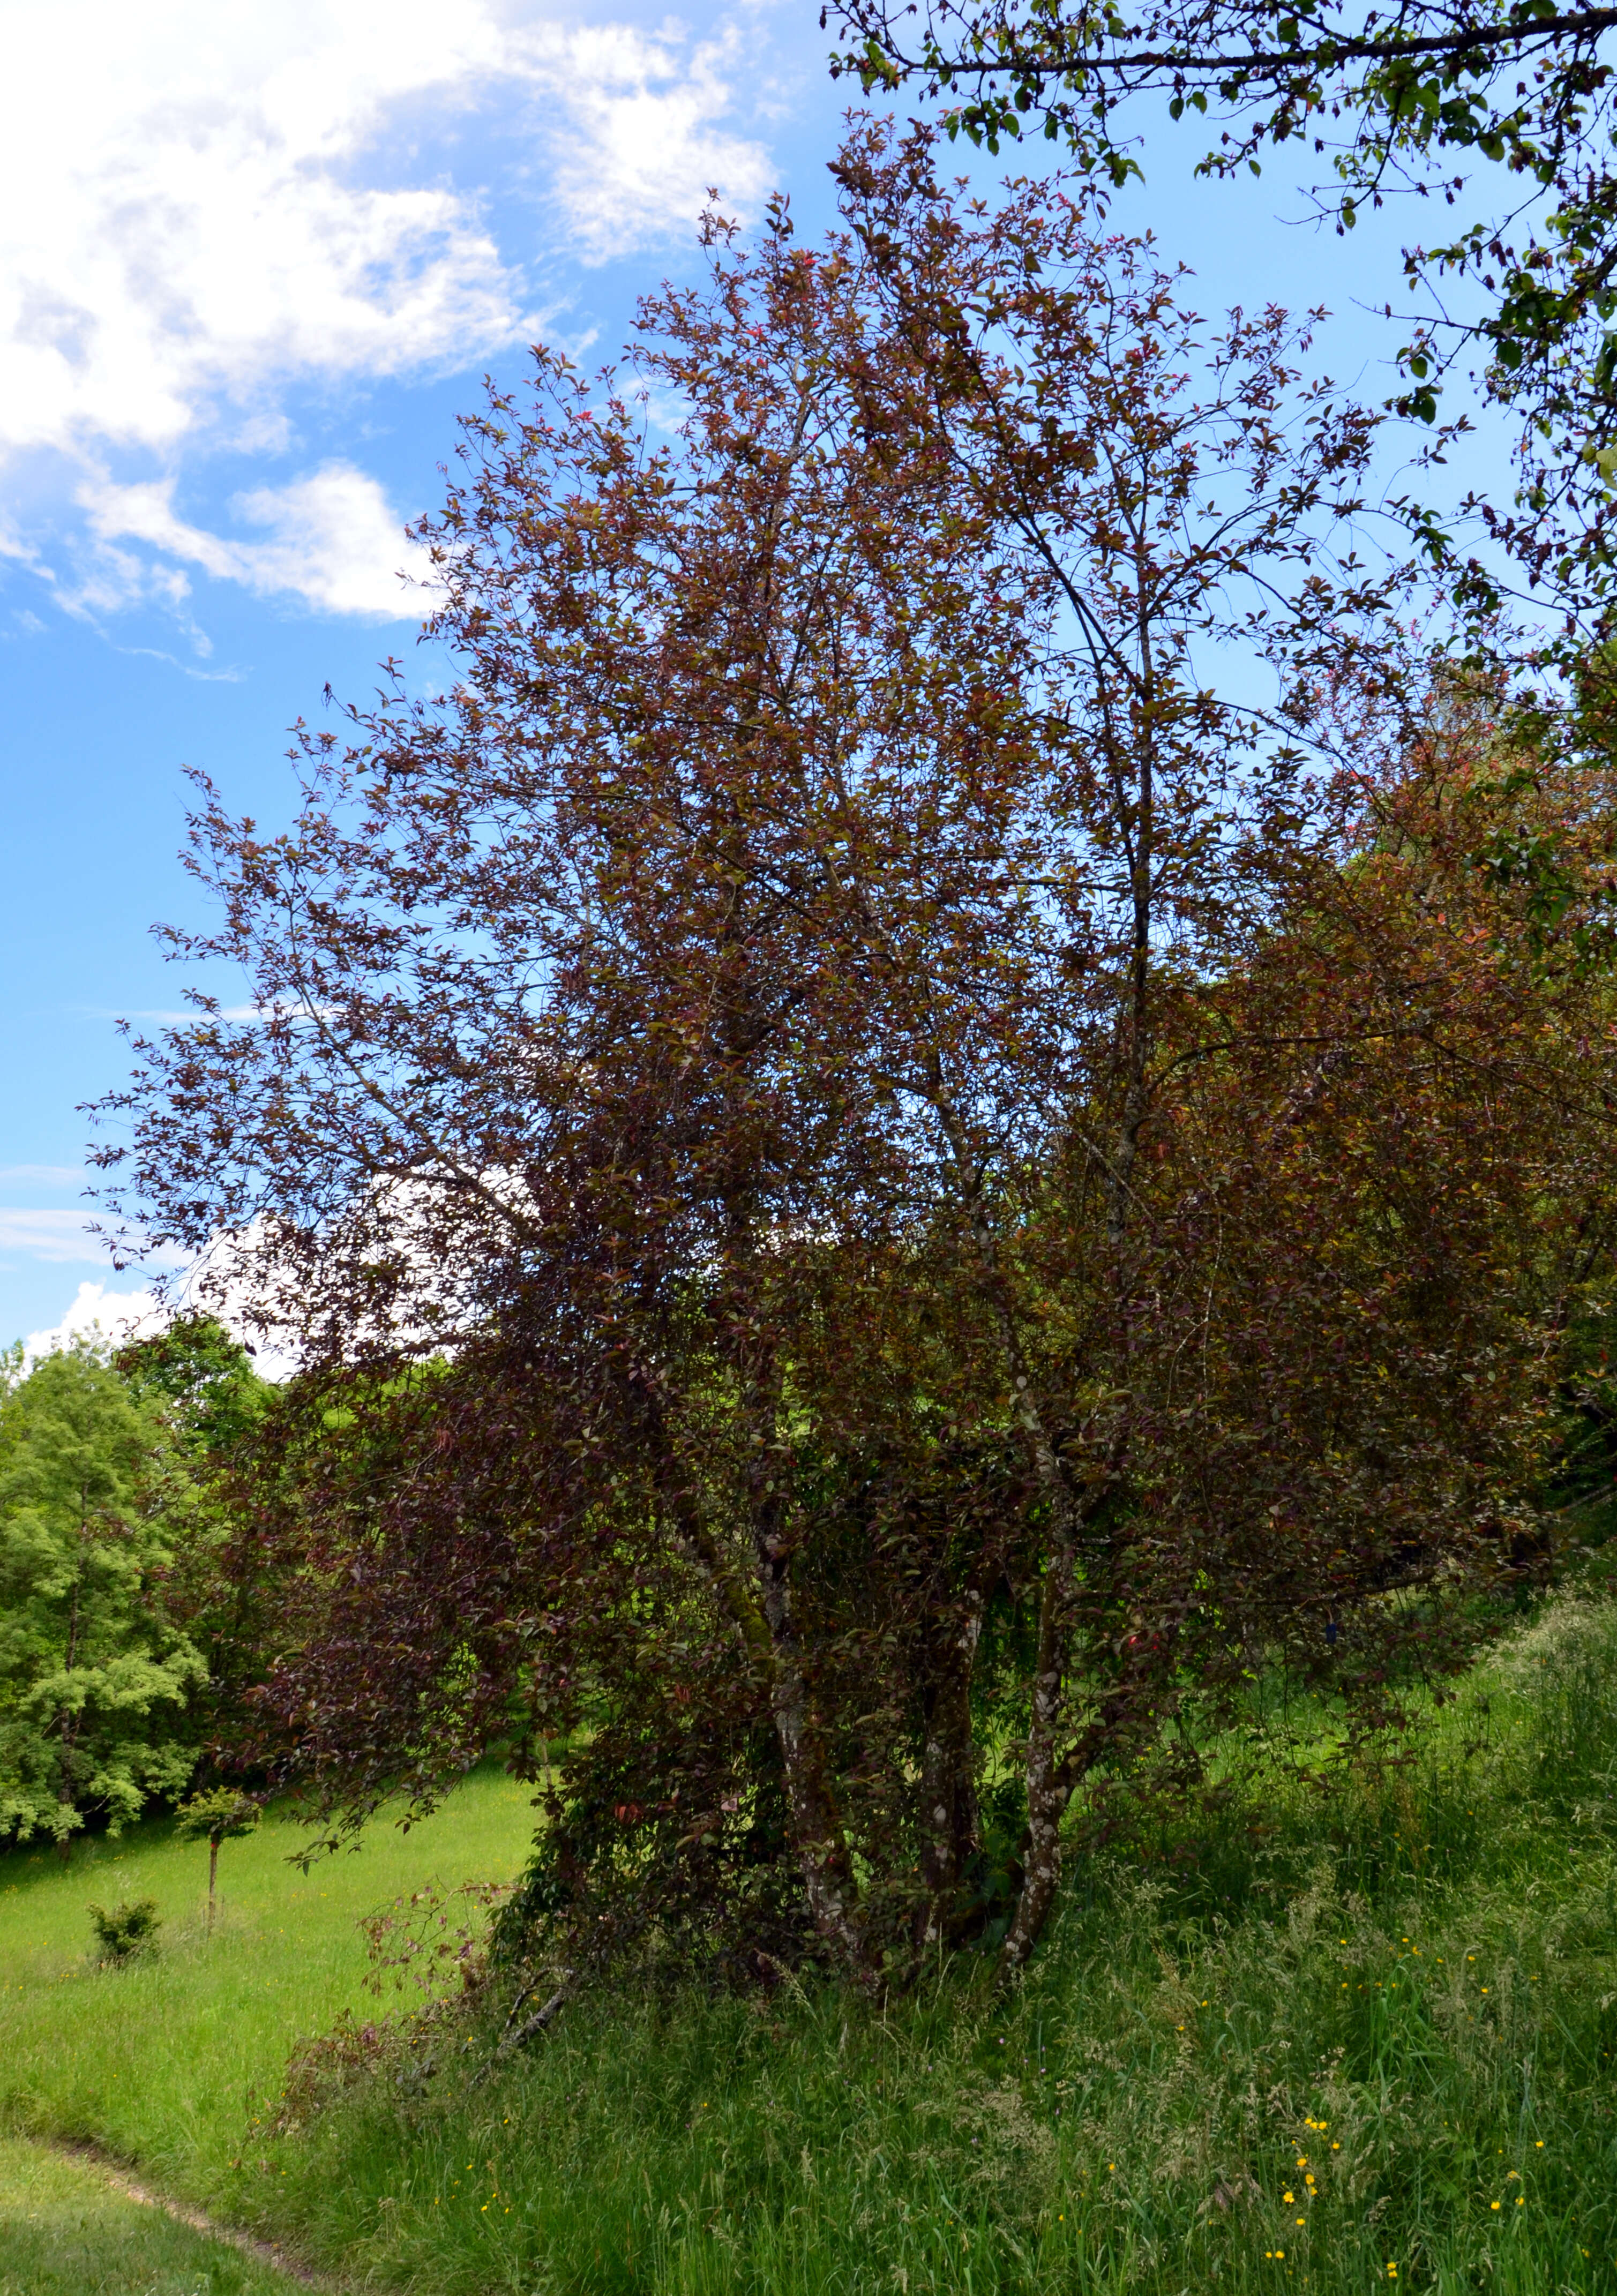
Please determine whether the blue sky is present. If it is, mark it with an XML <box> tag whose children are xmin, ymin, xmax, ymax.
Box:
<box><xmin>0</xmin><ymin>0</ymin><xmax>1506</xmax><ymax>1355</ymax></box>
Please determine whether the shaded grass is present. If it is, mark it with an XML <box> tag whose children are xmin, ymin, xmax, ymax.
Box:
<box><xmin>0</xmin><ymin>2134</ymin><xmax>295</xmax><ymax>2294</ymax></box>
<box><xmin>3</xmin><ymin>1609</ymin><xmax>1616</xmax><ymax>2292</ymax></box>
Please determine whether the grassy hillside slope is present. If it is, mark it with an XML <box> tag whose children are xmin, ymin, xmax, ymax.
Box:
<box><xmin>2</xmin><ymin>1606</ymin><xmax>1615</xmax><ymax>2293</ymax></box>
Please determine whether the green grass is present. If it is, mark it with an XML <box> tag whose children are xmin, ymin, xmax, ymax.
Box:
<box><xmin>3</xmin><ymin>1606</ymin><xmax>1616</xmax><ymax>2292</ymax></box>
<box><xmin>0</xmin><ymin>1764</ymin><xmax>537</xmax><ymax>2222</ymax></box>
<box><xmin>0</xmin><ymin>2133</ymin><xmax>295</xmax><ymax>2293</ymax></box>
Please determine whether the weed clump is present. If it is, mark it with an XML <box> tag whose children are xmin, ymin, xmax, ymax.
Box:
<box><xmin>87</xmin><ymin>1897</ymin><xmax>161</xmax><ymax>1963</ymax></box>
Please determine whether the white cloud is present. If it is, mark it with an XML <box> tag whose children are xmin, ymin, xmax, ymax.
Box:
<box><xmin>0</xmin><ymin>0</ymin><xmax>522</xmax><ymax>461</ymax></box>
<box><xmin>24</xmin><ymin>1280</ymin><xmax>167</xmax><ymax>1362</ymax></box>
<box><xmin>516</xmin><ymin>21</ymin><xmax>775</xmax><ymax>264</ymax></box>
<box><xmin>0</xmin><ymin>0</ymin><xmax>774</xmax><ymax>618</ymax></box>
<box><xmin>23</xmin><ymin>1259</ymin><xmax>300</xmax><ymax>1379</ymax></box>
<box><xmin>84</xmin><ymin>464</ymin><xmax>437</xmax><ymax>620</ymax></box>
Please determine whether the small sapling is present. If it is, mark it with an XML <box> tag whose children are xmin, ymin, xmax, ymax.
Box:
<box><xmin>174</xmin><ymin>1787</ymin><xmax>260</xmax><ymax>1933</ymax></box>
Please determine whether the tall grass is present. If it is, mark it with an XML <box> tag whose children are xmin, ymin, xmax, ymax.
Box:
<box><xmin>2</xmin><ymin>1604</ymin><xmax>1615</xmax><ymax>2292</ymax></box>
<box><xmin>0</xmin><ymin>1763</ymin><xmax>537</xmax><ymax>2194</ymax></box>
<box><xmin>259</xmin><ymin>1597</ymin><xmax>1617</xmax><ymax>2293</ymax></box>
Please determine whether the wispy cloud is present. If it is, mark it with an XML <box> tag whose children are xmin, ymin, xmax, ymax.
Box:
<box><xmin>82</xmin><ymin>464</ymin><xmax>438</xmax><ymax>621</ymax></box>
<box><xmin>110</xmin><ymin>643</ymin><xmax>248</xmax><ymax>681</ymax></box>
<box><xmin>514</xmin><ymin>20</ymin><xmax>775</xmax><ymax>264</ymax></box>
<box><xmin>0</xmin><ymin>1204</ymin><xmax>189</xmax><ymax>1268</ymax></box>
<box><xmin>0</xmin><ymin>1207</ymin><xmax>102</xmax><ymax>1263</ymax></box>
<box><xmin>82</xmin><ymin>1003</ymin><xmax>301</xmax><ymax>1027</ymax></box>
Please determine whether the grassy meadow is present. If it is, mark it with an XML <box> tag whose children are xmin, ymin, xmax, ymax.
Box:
<box><xmin>1</xmin><ymin>1600</ymin><xmax>1615</xmax><ymax>2293</ymax></box>
<box><xmin>0</xmin><ymin>1764</ymin><xmax>538</xmax><ymax>2285</ymax></box>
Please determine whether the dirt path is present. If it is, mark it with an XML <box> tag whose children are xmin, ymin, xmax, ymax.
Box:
<box><xmin>43</xmin><ymin>2135</ymin><xmax>347</xmax><ymax>2290</ymax></box>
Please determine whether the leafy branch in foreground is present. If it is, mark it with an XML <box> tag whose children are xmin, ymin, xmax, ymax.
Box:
<box><xmin>829</xmin><ymin>0</ymin><xmax>1617</xmax><ymax>605</ymax></box>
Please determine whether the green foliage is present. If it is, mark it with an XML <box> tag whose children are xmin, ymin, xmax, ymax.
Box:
<box><xmin>117</xmin><ymin>1322</ymin><xmax>282</xmax><ymax>1770</ymax></box>
<box><xmin>86</xmin><ymin>1895</ymin><xmax>162</xmax><ymax>1961</ymax></box>
<box><xmin>174</xmin><ymin>1787</ymin><xmax>261</xmax><ymax>1847</ymax></box>
<box><xmin>116</xmin><ymin>1314</ymin><xmax>270</xmax><ymax>1460</ymax></box>
<box><xmin>0</xmin><ymin>1347</ymin><xmax>205</xmax><ymax>1851</ymax></box>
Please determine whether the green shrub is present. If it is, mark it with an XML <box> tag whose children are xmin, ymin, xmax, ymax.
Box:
<box><xmin>87</xmin><ymin>1897</ymin><xmax>162</xmax><ymax>1963</ymax></box>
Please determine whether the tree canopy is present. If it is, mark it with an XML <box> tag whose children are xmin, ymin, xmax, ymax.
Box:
<box><xmin>95</xmin><ymin>126</ymin><xmax>1617</xmax><ymax>1987</ymax></box>
<box><xmin>829</xmin><ymin>0</ymin><xmax>1617</xmax><ymax>603</ymax></box>
<box><xmin>116</xmin><ymin>1313</ymin><xmax>271</xmax><ymax>1461</ymax></box>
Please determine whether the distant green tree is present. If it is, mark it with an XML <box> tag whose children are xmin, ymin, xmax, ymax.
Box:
<box><xmin>0</xmin><ymin>1348</ymin><xmax>205</xmax><ymax>1857</ymax></box>
<box><xmin>116</xmin><ymin>1314</ymin><xmax>270</xmax><ymax>1460</ymax></box>
<box><xmin>115</xmin><ymin>1316</ymin><xmax>275</xmax><ymax>1759</ymax></box>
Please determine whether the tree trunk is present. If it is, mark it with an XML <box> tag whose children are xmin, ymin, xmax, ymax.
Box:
<box><xmin>916</xmin><ymin>1592</ymin><xmax>984</xmax><ymax>1950</ymax></box>
<box><xmin>751</xmin><ymin>1496</ymin><xmax>875</xmax><ymax>1982</ymax></box>
<box><xmin>997</xmin><ymin>1548</ymin><xmax>1076</xmax><ymax>1977</ymax></box>
<box><xmin>925</xmin><ymin>1082</ymin><xmax>1104</xmax><ymax>1978</ymax></box>
<box><xmin>57</xmin><ymin>1511</ymin><xmax>88</xmax><ymax>1862</ymax></box>
<box><xmin>56</xmin><ymin>1725</ymin><xmax>78</xmax><ymax>1862</ymax></box>
<box><xmin>627</xmin><ymin>1363</ymin><xmax>872</xmax><ymax>1979</ymax></box>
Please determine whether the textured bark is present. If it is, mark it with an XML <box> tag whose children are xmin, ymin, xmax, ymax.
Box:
<box><xmin>752</xmin><ymin>1496</ymin><xmax>874</xmax><ymax>1979</ymax></box>
<box><xmin>633</xmin><ymin>1368</ymin><xmax>869</xmax><ymax>1969</ymax></box>
<box><xmin>916</xmin><ymin>1590</ymin><xmax>985</xmax><ymax>1947</ymax></box>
